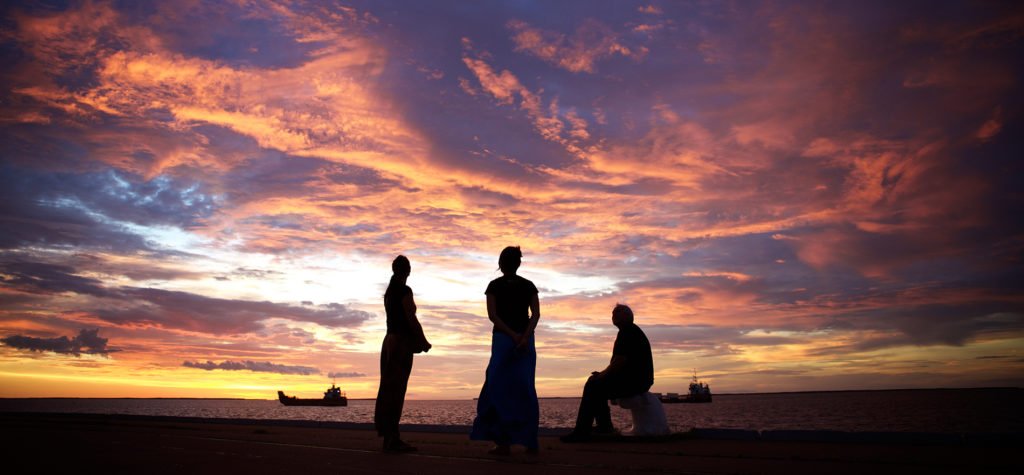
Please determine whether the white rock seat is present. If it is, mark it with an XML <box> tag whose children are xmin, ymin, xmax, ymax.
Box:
<box><xmin>610</xmin><ymin>391</ymin><xmax>671</xmax><ymax>436</ymax></box>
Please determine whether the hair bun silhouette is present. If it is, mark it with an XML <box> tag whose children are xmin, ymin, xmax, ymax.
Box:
<box><xmin>498</xmin><ymin>246</ymin><xmax>522</xmax><ymax>274</ymax></box>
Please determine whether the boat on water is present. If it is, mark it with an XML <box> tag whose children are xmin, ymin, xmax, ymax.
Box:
<box><xmin>658</xmin><ymin>370</ymin><xmax>712</xmax><ymax>403</ymax></box>
<box><xmin>278</xmin><ymin>384</ymin><xmax>348</xmax><ymax>407</ymax></box>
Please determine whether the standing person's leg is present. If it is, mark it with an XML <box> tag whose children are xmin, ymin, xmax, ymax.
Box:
<box><xmin>522</xmin><ymin>335</ymin><xmax>540</xmax><ymax>452</ymax></box>
<box><xmin>374</xmin><ymin>335</ymin><xmax>397</xmax><ymax>443</ymax></box>
<box><xmin>471</xmin><ymin>333</ymin><xmax>515</xmax><ymax>455</ymax></box>
<box><xmin>374</xmin><ymin>335</ymin><xmax>415</xmax><ymax>451</ymax></box>
<box><xmin>374</xmin><ymin>335</ymin><xmax>393</xmax><ymax>438</ymax></box>
<box><xmin>390</xmin><ymin>345</ymin><xmax>414</xmax><ymax>443</ymax></box>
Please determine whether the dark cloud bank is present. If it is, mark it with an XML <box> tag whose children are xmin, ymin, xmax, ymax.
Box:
<box><xmin>1</xmin><ymin>328</ymin><xmax>116</xmax><ymax>356</ymax></box>
<box><xmin>0</xmin><ymin>166</ymin><xmax>217</xmax><ymax>253</ymax></box>
<box><xmin>327</xmin><ymin>371</ymin><xmax>366</xmax><ymax>378</ymax></box>
<box><xmin>182</xmin><ymin>360</ymin><xmax>319</xmax><ymax>375</ymax></box>
<box><xmin>0</xmin><ymin>259</ymin><xmax>372</xmax><ymax>335</ymax></box>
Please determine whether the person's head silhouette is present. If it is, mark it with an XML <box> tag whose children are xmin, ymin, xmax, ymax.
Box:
<box><xmin>392</xmin><ymin>254</ymin><xmax>410</xmax><ymax>277</ymax></box>
<box><xmin>612</xmin><ymin>303</ymin><xmax>633</xmax><ymax>328</ymax></box>
<box><xmin>498</xmin><ymin>246</ymin><xmax>521</xmax><ymax>275</ymax></box>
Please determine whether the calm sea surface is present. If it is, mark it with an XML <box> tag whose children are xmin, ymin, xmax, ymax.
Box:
<box><xmin>2</xmin><ymin>389</ymin><xmax>1021</xmax><ymax>434</ymax></box>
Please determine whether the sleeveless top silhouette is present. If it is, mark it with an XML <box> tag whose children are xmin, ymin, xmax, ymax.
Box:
<box><xmin>384</xmin><ymin>285</ymin><xmax>412</xmax><ymax>335</ymax></box>
<box><xmin>485</xmin><ymin>275</ymin><xmax>538</xmax><ymax>334</ymax></box>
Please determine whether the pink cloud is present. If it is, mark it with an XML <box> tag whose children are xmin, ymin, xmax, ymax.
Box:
<box><xmin>507</xmin><ymin>19</ymin><xmax>646</xmax><ymax>73</ymax></box>
<box><xmin>637</xmin><ymin>5</ymin><xmax>663</xmax><ymax>15</ymax></box>
<box><xmin>461</xmin><ymin>49</ymin><xmax>591</xmax><ymax>160</ymax></box>
<box><xmin>975</xmin><ymin>107</ymin><xmax>1003</xmax><ymax>141</ymax></box>
<box><xmin>461</xmin><ymin>57</ymin><xmax>525</xmax><ymax>105</ymax></box>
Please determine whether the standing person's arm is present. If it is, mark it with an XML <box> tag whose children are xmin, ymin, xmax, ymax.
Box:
<box><xmin>517</xmin><ymin>292</ymin><xmax>540</xmax><ymax>348</ymax></box>
<box><xmin>403</xmin><ymin>291</ymin><xmax>431</xmax><ymax>352</ymax></box>
<box><xmin>487</xmin><ymin>294</ymin><xmax>520</xmax><ymax>339</ymax></box>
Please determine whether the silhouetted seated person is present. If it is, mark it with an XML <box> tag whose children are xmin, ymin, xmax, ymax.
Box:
<box><xmin>561</xmin><ymin>304</ymin><xmax>653</xmax><ymax>442</ymax></box>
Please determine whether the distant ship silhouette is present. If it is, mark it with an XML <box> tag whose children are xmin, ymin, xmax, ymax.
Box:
<box><xmin>656</xmin><ymin>370</ymin><xmax>712</xmax><ymax>403</ymax></box>
<box><xmin>278</xmin><ymin>384</ymin><xmax>348</xmax><ymax>406</ymax></box>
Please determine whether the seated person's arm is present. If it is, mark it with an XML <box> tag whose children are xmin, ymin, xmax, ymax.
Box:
<box><xmin>596</xmin><ymin>354</ymin><xmax>628</xmax><ymax>379</ymax></box>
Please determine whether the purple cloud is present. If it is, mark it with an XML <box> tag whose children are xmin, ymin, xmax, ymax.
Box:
<box><xmin>0</xmin><ymin>259</ymin><xmax>372</xmax><ymax>335</ymax></box>
<box><xmin>1</xmin><ymin>329</ymin><xmax>116</xmax><ymax>356</ymax></box>
<box><xmin>182</xmin><ymin>360</ymin><xmax>319</xmax><ymax>375</ymax></box>
<box><xmin>326</xmin><ymin>371</ymin><xmax>366</xmax><ymax>378</ymax></box>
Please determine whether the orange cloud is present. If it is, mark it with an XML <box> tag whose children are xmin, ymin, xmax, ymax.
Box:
<box><xmin>461</xmin><ymin>49</ymin><xmax>591</xmax><ymax>161</ymax></box>
<box><xmin>507</xmin><ymin>19</ymin><xmax>646</xmax><ymax>74</ymax></box>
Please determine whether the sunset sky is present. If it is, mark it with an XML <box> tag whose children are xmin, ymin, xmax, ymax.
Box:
<box><xmin>1</xmin><ymin>1</ymin><xmax>1022</xmax><ymax>399</ymax></box>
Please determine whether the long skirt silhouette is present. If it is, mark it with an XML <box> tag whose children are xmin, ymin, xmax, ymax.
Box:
<box><xmin>470</xmin><ymin>332</ymin><xmax>539</xmax><ymax>449</ymax></box>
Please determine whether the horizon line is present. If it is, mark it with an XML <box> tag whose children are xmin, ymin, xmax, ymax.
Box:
<box><xmin>2</xmin><ymin>386</ymin><xmax>1020</xmax><ymax>401</ymax></box>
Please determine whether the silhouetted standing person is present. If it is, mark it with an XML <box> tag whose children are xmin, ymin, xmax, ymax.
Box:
<box><xmin>470</xmin><ymin>246</ymin><xmax>541</xmax><ymax>455</ymax></box>
<box><xmin>375</xmin><ymin>255</ymin><xmax>431</xmax><ymax>453</ymax></box>
<box><xmin>561</xmin><ymin>304</ymin><xmax>653</xmax><ymax>442</ymax></box>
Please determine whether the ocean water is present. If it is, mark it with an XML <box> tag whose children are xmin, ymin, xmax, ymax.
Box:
<box><xmin>2</xmin><ymin>388</ymin><xmax>1021</xmax><ymax>434</ymax></box>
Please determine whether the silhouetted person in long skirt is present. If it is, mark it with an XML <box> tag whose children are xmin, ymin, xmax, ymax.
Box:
<box><xmin>375</xmin><ymin>255</ymin><xmax>431</xmax><ymax>453</ymax></box>
<box><xmin>560</xmin><ymin>304</ymin><xmax>653</xmax><ymax>442</ymax></box>
<box><xmin>470</xmin><ymin>246</ymin><xmax>541</xmax><ymax>455</ymax></box>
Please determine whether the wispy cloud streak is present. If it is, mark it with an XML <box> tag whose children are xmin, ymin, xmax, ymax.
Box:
<box><xmin>183</xmin><ymin>360</ymin><xmax>319</xmax><ymax>375</ymax></box>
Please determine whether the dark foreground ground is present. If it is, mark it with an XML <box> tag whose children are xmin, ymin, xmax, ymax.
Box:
<box><xmin>1</xmin><ymin>412</ymin><xmax>1020</xmax><ymax>474</ymax></box>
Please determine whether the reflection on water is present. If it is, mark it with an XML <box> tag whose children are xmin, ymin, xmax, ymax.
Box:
<box><xmin>2</xmin><ymin>388</ymin><xmax>1021</xmax><ymax>433</ymax></box>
